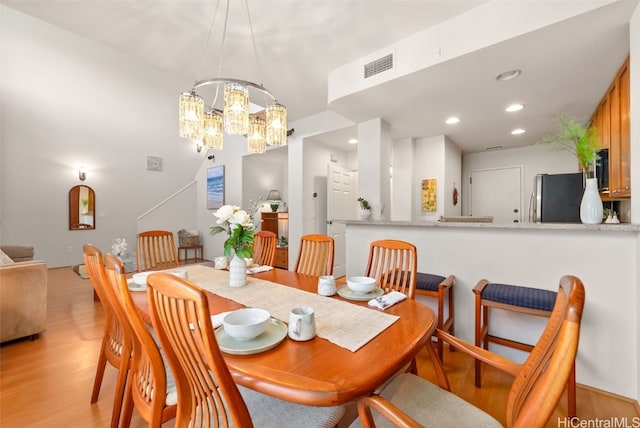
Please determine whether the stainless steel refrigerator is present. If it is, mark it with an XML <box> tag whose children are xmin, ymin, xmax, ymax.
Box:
<box><xmin>530</xmin><ymin>173</ymin><xmax>584</xmax><ymax>223</ymax></box>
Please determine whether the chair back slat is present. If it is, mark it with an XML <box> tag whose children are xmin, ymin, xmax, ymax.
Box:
<box><xmin>253</xmin><ymin>230</ymin><xmax>277</xmax><ymax>266</ymax></box>
<box><xmin>147</xmin><ymin>273</ymin><xmax>254</xmax><ymax>427</ymax></box>
<box><xmin>508</xmin><ymin>275</ymin><xmax>585</xmax><ymax>428</ymax></box>
<box><xmin>365</xmin><ymin>240</ymin><xmax>417</xmax><ymax>298</ymax></box>
<box><xmin>294</xmin><ymin>234</ymin><xmax>334</xmax><ymax>276</ymax></box>
<box><xmin>136</xmin><ymin>230</ymin><xmax>179</xmax><ymax>272</ymax></box>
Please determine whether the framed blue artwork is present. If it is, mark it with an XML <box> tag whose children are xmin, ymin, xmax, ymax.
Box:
<box><xmin>207</xmin><ymin>165</ymin><xmax>225</xmax><ymax>209</ymax></box>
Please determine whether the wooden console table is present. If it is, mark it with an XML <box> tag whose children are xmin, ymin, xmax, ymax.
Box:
<box><xmin>178</xmin><ymin>245</ymin><xmax>203</xmax><ymax>263</ymax></box>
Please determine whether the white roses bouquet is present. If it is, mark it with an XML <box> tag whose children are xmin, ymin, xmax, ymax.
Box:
<box><xmin>210</xmin><ymin>205</ymin><xmax>255</xmax><ymax>258</ymax></box>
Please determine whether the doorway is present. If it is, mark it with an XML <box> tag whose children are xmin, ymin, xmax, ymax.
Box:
<box><xmin>470</xmin><ymin>166</ymin><xmax>523</xmax><ymax>223</ymax></box>
<box><xmin>326</xmin><ymin>163</ymin><xmax>355</xmax><ymax>278</ymax></box>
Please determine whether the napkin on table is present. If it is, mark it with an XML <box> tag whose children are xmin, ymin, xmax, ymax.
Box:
<box><xmin>368</xmin><ymin>291</ymin><xmax>407</xmax><ymax>310</ymax></box>
<box><xmin>190</xmin><ymin>310</ymin><xmax>233</xmax><ymax>330</ymax></box>
<box><xmin>247</xmin><ymin>265</ymin><xmax>274</xmax><ymax>274</ymax></box>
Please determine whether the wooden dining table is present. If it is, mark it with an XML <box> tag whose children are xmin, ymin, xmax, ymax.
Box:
<box><xmin>132</xmin><ymin>266</ymin><xmax>436</xmax><ymax>407</ymax></box>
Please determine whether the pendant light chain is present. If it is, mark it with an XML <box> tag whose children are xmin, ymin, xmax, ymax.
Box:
<box><xmin>178</xmin><ymin>0</ymin><xmax>287</xmax><ymax>151</ymax></box>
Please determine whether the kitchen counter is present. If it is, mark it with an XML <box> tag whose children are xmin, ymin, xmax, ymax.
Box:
<box><xmin>342</xmin><ymin>219</ymin><xmax>640</xmax><ymax>232</ymax></box>
<box><xmin>342</xmin><ymin>220</ymin><xmax>640</xmax><ymax>402</ymax></box>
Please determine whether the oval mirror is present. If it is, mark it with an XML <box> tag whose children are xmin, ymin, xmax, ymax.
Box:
<box><xmin>69</xmin><ymin>185</ymin><xmax>95</xmax><ymax>230</ymax></box>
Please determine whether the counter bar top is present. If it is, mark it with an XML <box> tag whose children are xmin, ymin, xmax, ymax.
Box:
<box><xmin>341</xmin><ymin>220</ymin><xmax>640</xmax><ymax>232</ymax></box>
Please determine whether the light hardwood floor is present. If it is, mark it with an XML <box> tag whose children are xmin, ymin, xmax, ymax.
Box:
<box><xmin>1</xmin><ymin>267</ymin><xmax>638</xmax><ymax>427</ymax></box>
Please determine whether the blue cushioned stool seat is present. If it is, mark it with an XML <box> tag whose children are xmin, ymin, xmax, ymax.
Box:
<box><xmin>416</xmin><ymin>273</ymin><xmax>447</xmax><ymax>292</ymax></box>
<box><xmin>473</xmin><ymin>278</ymin><xmax>576</xmax><ymax>418</ymax></box>
<box><xmin>482</xmin><ymin>283</ymin><xmax>557</xmax><ymax>312</ymax></box>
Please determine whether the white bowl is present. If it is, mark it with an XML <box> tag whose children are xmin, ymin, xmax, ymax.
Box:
<box><xmin>222</xmin><ymin>308</ymin><xmax>270</xmax><ymax>340</ymax></box>
<box><xmin>346</xmin><ymin>276</ymin><xmax>377</xmax><ymax>294</ymax></box>
<box><xmin>132</xmin><ymin>271</ymin><xmax>153</xmax><ymax>286</ymax></box>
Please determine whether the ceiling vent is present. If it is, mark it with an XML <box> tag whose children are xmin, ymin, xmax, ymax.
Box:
<box><xmin>364</xmin><ymin>53</ymin><xmax>394</xmax><ymax>79</ymax></box>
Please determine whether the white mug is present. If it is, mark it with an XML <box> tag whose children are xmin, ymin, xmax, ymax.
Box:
<box><xmin>317</xmin><ymin>275</ymin><xmax>336</xmax><ymax>296</ymax></box>
<box><xmin>288</xmin><ymin>306</ymin><xmax>316</xmax><ymax>341</ymax></box>
<box><xmin>214</xmin><ymin>256</ymin><xmax>228</xmax><ymax>269</ymax></box>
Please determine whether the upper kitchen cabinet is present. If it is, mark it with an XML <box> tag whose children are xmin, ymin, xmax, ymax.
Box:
<box><xmin>592</xmin><ymin>56</ymin><xmax>630</xmax><ymax>200</ymax></box>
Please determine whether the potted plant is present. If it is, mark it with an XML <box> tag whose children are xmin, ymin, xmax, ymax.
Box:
<box><xmin>81</xmin><ymin>198</ymin><xmax>89</xmax><ymax>214</ymax></box>
<box><xmin>357</xmin><ymin>197</ymin><xmax>371</xmax><ymax>220</ymax></box>
<box><xmin>537</xmin><ymin>115</ymin><xmax>601</xmax><ymax>175</ymax></box>
<box><xmin>537</xmin><ymin>115</ymin><xmax>603</xmax><ymax>224</ymax></box>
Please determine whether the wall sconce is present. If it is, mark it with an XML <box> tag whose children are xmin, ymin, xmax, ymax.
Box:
<box><xmin>78</xmin><ymin>166</ymin><xmax>87</xmax><ymax>181</ymax></box>
<box><xmin>267</xmin><ymin>189</ymin><xmax>281</xmax><ymax>212</ymax></box>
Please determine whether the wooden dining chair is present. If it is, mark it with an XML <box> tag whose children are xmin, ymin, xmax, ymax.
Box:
<box><xmin>102</xmin><ymin>254</ymin><xmax>177</xmax><ymax>428</ymax></box>
<box><xmin>253</xmin><ymin>230</ymin><xmax>277</xmax><ymax>266</ymax></box>
<box><xmin>146</xmin><ymin>273</ymin><xmax>346</xmax><ymax>427</ymax></box>
<box><xmin>365</xmin><ymin>239</ymin><xmax>417</xmax><ymax>299</ymax></box>
<box><xmin>136</xmin><ymin>230</ymin><xmax>179</xmax><ymax>272</ymax></box>
<box><xmin>353</xmin><ymin>275</ymin><xmax>585</xmax><ymax>428</ymax></box>
<box><xmin>294</xmin><ymin>234</ymin><xmax>334</xmax><ymax>276</ymax></box>
<box><xmin>83</xmin><ymin>244</ymin><xmax>132</xmax><ymax>428</ymax></box>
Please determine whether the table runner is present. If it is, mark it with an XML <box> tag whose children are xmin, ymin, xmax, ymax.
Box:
<box><xmin>179</xmin><ymin>264</ymin><xmax>399</xmax><ymax>352</ymax></box>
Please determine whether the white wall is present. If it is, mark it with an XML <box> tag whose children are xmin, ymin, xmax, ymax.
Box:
<box><xmin>357</xmin><ymin>118</ymin><xmax>392</xmax><ymax>221</ymax></box>
<box><xmin>286</xmin><ymin>111</ymin><xmax>355</xmax><ymax>269</ymax></box>
<box><xmin>413</xmin><ymin>136</ymin><xmax>462</xmax><ymax>221</ymax></box>
<box><xmin>1</xmin><ymin>6</ymin><xmax>203</xmax><ymax>267</ymax></box>
<box><xmin>242</xmin><ymin>146</ymin><xmax>288</xmax><ymax>218</ymax></box>
<box><xmin>463</xmin><ymin>144</ymin><xmax>579</xmax><ymax>221</ymax></box>
<box><xmin>196</xmin><ymin>135</ymin><xmax>248</xmax><ymax>262</ymax></box>
<box><xmin>391</xmin><ymin>138</ymin><xmax>415</xmax><ymax>221</ymax></box>
<box><xmin>444</xmin><ymin>137</ymin><xmax>463</xmax><ymax>217</ymax></box>
<box><xmin>136</xmin><ymin>182</ymin><xmax>198</xmax><ymax>238</ymax></box>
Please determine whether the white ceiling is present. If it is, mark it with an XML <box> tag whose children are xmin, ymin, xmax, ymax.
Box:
<box><xmin>3</xmin><ymin>0</ymin><xmax>637</xmax><ymax>154</ymax></box>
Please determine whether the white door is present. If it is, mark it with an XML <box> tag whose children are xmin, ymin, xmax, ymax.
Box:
<box><xmin>470</xmin><ymin>166</ymin><xmax>523</xmax><ymax>224</ymax></box>
<box><xmin>327</xmin><ymin>164</ymin><xmax>355</xmax><ymax>278</ymax></box>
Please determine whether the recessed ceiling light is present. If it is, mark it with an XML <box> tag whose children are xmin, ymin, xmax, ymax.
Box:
<box><xmin>511</xmin><ymin>128</ymin><xmax>526</xmax><ymax>135</ymax></box>
<box><xmin>445</xmin><ymin>116</ymin><xmax>460</xmax><ymax>125</ymax></box>
<box><xmin>505</xmin><ymin>103</ymin><xmax>524</xmax><ymax>112</ymax></box>
<box><xmin>348</xmin><ymin>138</ymin><xmax>359</xmax><ymax>144</ymax></box>
<box><xmin>496</xmin><ymin>69</ymin><xmax>522</xmax><ymax>82</ymax></box>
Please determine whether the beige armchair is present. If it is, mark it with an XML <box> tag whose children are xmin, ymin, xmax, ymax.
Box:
<box><xmin>0</xmin><ymin>245</ymin><xmax>48</xmax><ymax>343</ymax></box>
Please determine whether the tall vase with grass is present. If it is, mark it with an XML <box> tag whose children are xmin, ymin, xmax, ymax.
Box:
<box><xmin>537</xmin><ymin>115</ymin><xmax>603</xmax><ymax>224</ymax></box>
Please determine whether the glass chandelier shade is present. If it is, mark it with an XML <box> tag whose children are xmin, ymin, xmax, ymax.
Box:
<box><xmin>247</xmin><ymin>116</ymin><xmax>266</xmax><ymax>154</ymax></box>
<box><xmin>203</xmin><ymin>111</ymin><xmax>224</xmax><ymax>150</ymax></box>
<box><xmin>266</xmin><ymin>102</ymin><xmax>288</xmax><ymax>147</ymax></box>
<box><xmin>178</xmin><ymin>91</ymin><xmax>205</xmax><ymax>139</ymax></box>
<box><xmin>224</xmin><ymin>82</ymin><xmax>249</xmax><ymax>135</ymax></box>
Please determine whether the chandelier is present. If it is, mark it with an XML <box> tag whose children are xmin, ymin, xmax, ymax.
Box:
<box><xmin>178</xmin><ymin>0</ymin><xmax>287</xmax><ymax>153</ymax></box>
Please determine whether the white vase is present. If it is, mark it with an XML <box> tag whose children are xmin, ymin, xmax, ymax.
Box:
<box><xmin>359</xmin><ymin>209</ymin><xmax>371</xmax><ymax>220</ymax></box>
<box><xmin>228</xmin><ymin>254</ymin><xmax>247</xmax><ymax>287</ymax></box>
<box><xmin>580</xmin><ymin>178</ymin><xmax>603</xmax><ymax>224</ymax></box>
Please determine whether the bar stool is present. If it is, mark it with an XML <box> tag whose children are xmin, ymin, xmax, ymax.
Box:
<box><xmin>415</xmin><ymin>273</ymin><xmax>455</xmax><ymax>361</ymax></box>
<box><xmin>474</xmin><ymin>279</ymin><xmax>576</xmax><ymax>418</ymax></box>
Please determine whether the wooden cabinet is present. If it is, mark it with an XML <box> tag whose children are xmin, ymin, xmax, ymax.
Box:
<box><xmin>592</xmin><ymin>56</ymin><xmax>630</xmax><ymax>199</ymax></box>
<box><xmin>261</xmin><ymin>212</ymin><xmax>289</xmax><ymax>269</ymax></box>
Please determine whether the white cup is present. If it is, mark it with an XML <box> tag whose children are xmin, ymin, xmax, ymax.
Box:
<box><xmin>214</xmin><ymin>256</ymin><xmax>228</xmax><ymax>269</ymax></box>
<box><xmin>317</xmin><ymin>275</ymin><xmax>336</xmax><ymax>296</ymax></box>
<box><xmin>171</xmin><ymin>269</ymin><xmax>188</xmax><ymax>280</ymax></box>
<box><xmin>288</xmin><ymin>306</ymin><xmax>316</xmax><ymax>341</ymax></box>
<box><xmin>244</xmin><ymin>258</ymin><xmax>254</xmax><ymax>267</ymax></box>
